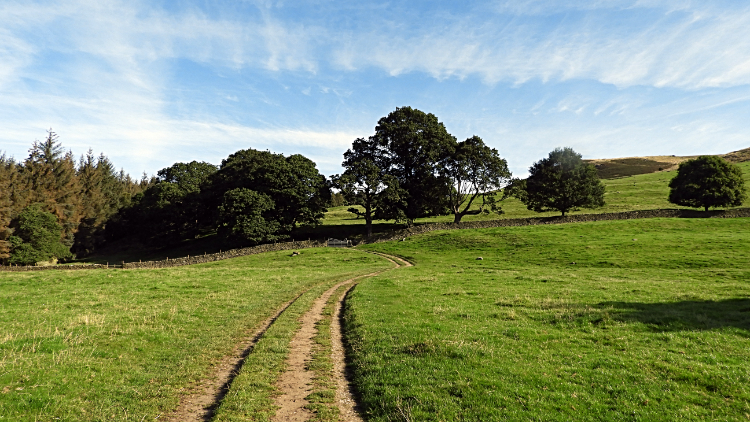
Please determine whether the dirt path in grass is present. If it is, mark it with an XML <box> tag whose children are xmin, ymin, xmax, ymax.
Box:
<box><xmin>273</xmin><ymin>252</ymin><xmax>411</xmax><ymax>422</ymax></box>
<box><xmin>167</xmin><ymin>291</ymin><xmax>307</xmax><ymax>422</ymax></box>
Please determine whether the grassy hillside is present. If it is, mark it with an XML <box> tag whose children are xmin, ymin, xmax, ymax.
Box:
<box><xmin>0</xmin><ymin>248</ymin><xmax>392</xmax><ymax>421</ymax></box>
<box><xmin>351</xmin><ymin>218</ymin><xmax>750</xmax><ymax>420</ymax></box>
<box><xmin>321</xmin><ymin>161</ymin><xmax>750</xmax><ymax>234</ymax></box>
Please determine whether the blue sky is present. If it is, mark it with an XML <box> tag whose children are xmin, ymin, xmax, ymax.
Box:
<box><xmin>2</xmin><ymin>0</ymin><xmax>750</xmax><ymax>178</ymax></box>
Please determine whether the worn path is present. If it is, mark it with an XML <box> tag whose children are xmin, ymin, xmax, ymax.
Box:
<box><xmin>168</xmin><ymin>251</ymin><xmax>410</xmax><ymax>422</ymax></box>
<box><xmin>272</xmin><ymin>251</ymin><xmax>411</xmax><ymax>421</ymax></box>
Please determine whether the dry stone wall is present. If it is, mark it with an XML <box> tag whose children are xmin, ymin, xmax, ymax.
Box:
<box><xmin>2</xmin><ymin>208</ymin><xmax>749</xmax><ymax>272</ymax></box>
<box><xmin>360</xmin><ymin>208</ymin><xmax>750</xmax><ymax>245</ymax></box>
<box><xmin>0</xmin><ymin>240</ymin><xmax>325</xmax><ymax>272</ymax></box>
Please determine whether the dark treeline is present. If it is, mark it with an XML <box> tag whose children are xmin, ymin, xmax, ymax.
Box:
<box><xmin>0</xmin><ymin>131</ymin><xmax>330</xmax><ymax>265</ymax></box>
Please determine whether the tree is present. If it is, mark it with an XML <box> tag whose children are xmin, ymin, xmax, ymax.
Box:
<box><xmin>519</xmin><ymin>147</ymin><xmax>605</xmax><ymax>216</ymax></box>
<box><xmin>109</xmin><ymin>161</ymin><xmax>217</xmax><ymax>245</ymax></box>
<box><xmin>334</xmin><ymin>136</ymin><xmax>391</xmax><ymax>237</ymax></box>
<box><xmin>209</xmin><ymin>149</ymin><xmax>329</xmax><ymax>241</ymax></box>
<box><xmin>8</xmin><ymin>204</ymin><xmax>72</xmax><ymax>265</ymax></box>
<box><xmin>216</xmin><ymin>188</ymin><xmax>281</xmax><ymax>243</ymax></box>
<box><xmin>373</xmin><ymin>107</ymin><xmax>457</xmax><ymax>225</ymax></box>
<box><xmin>20</xmin><ymin>130</ymin><xmax>82</xmax><ymax>249</ymax></box>
<box><xmin>0</xmin><ymin>154</ymin><xmax>16</xmax><ymax>261</ymax></box>
<box><xmin>668</xmin><ymin>155</ymin><xmax>746</xmax><ymax>211</ymax></box>
<box><xmin>440</xmin><ymin>136</ymin><xmax>512</xmax><ymax>223</ymax></box>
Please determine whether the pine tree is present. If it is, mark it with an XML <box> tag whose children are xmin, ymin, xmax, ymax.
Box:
<box><xmin>0</xmin><ymin>154</ymin><xmax>17</xmax><ymax>261</ymax></box>
<box><xmin>20</xmin><ymin>131</ymin><xmax>82</xmax><ymax>249</ymax></box>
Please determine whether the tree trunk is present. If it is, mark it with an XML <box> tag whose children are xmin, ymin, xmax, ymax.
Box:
<box><xmin>454</xmin><ymin>213</ymin><xmax>463</xmax><ymax>224</ymax></box>
<box><xmin>705</xmin><ymin>206</ymin><xmax>709</xmax><ymax>212</ymax></box>
<box><xmin>365</xmin><ymin>216</ymin><xmax>372</xmax><ymax>237</ymax></box>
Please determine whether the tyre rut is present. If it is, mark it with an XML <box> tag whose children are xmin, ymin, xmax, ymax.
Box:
<box><xmin>167</xmin><ymin>289</ymin><xmax>309</xmax><ymax>422</ymax></box>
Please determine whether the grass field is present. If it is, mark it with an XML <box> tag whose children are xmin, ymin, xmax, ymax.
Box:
<box><xmin>0</xmin><ymin>248</ymin><xmax>391</xmax><ymax>421</ymax></box>
<box><xmin>322</xmin><ymin>161</ymin><xmax>750</xmax><ymax>235</ymax></box>
<box><xmin>351</xmin><ymin>218</ymin><xmax>750</xmax><ymax>420</ymax></box>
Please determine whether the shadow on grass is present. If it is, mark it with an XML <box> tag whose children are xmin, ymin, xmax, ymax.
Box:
<box><xmin>600</xmin><ymin>298</ymin><xmax>750</xmax><ymax>332</ymax></box>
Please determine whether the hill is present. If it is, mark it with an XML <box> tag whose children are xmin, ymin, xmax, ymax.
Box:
<box><xmin>585</xmin><ymin>146</ymin><xmax>750</xmax><ymax>179</ymax></box>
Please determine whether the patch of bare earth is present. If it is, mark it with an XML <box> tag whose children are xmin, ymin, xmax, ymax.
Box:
<box><xmin>273</xmin><ymin>252</ymin><xmax>411</xmax><ymax>422</ymax></box>
<box><xmin>271</xmin><ymin>274</ymin><xmax>377</xmax><ymax>421</ymax></box>
<box><xmin>167</xmin><ymin>293</ymin><xmax>305</xmax><ymax>422</ymax></box>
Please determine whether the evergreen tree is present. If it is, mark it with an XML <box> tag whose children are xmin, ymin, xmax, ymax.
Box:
<box><xmin>0</xmin><ymin>154</ymin><xmax>16</xmax><ymax>261</ymax></box>
<box><xmin>20</xmin><ymin>131</ymin><xmax>82</xmax><ymax>248</ymax></box>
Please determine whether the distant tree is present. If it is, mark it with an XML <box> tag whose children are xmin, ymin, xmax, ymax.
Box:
<box><xmin>217</xmin><ymin>188</ymin><xmax>281</xmax><ymax>243</ymax></box>
<box><xmin>8</xmin><ymin>204</ymin><xmax>72</xmax><ymax>265</ymax></box>
<box><xmin>74</xmin><ymin>151</ymin><xmax>142</xmax><ymax>255</ymax></box>
<box><xmin>334</xmin><ymin>136</ymin><xmax>392</xmax><ymax>237</ymax></box>
<box><xmin>440</xmin><ymin>136</ymin><xmax>512</xmax><ymax>223</ymax></box>
<box><xmin>373</xmin><ymin>107</ymin><xmax>456</xmax><ymax>225</ymax></box>
<box><xmin>209</xmin><ymin>149</ymin><xmax>329</xmax><ymax>241</ymax></box>
<box><xmin>668</xmin><ymin>155</ymin><xmax>746</xmax><ymax>211</ymax></box>
<box><xmin>519</xmin><ymin>147</ymin><xmax>605</xmax><ymax>216</ymax></box>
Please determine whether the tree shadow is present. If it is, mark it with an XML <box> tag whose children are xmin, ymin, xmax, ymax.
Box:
<box><xmin>598</xmin><ymin>298</ymin><xmax>750</xmax><ymax>333</ymax></box>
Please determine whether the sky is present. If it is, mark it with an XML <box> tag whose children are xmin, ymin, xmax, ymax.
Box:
<box><xmin>1</xmin><ymin>0</ymin><xmax>750</xmax><ymax>178</ymax></box>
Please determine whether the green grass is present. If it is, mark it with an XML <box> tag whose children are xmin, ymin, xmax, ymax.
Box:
<box><xmin>349</xmin><ymin>218</ymin><xmax>750</xmax><ymax>420</ymax></box>
<box><xmin>0</xmin><ymin>248</ymin><xmax>392</xmax><ymax>421</ymax></box>
<box><xmin>322</xmin><ymin>161</ymin><xmax>750</xmax><ymax>231</ymax></box>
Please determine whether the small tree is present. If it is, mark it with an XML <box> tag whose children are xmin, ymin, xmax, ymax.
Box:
<box><xmin>519</xmin><ymin>147</ymin><xmax>605</xmax><ymax>216</ymax></box>
<box><xmin>8</xmin><ymin>204</ymin><xmax>72</xmax><ymax>265</ymax></box>
<box><xmin>440</xmin><ymin>136</ymin><xmax>512</xmax><ymax>223</ymax></box>
<box><xmin>668</xmin><ymin>155</ymin><xmax>746</xmax><ymax>211</ymax></box>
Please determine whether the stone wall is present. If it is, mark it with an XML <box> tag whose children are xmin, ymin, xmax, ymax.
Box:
<box><xmin>360</xmin><ymin>208</ymin><xmax>750</xmax><ymax>245</ymax></box>
<box><xmin>0</xmin><ymin>240</ymin><xmax>325</xmax><ymax>272</ymax></box>
<box><xmin>122</xmin><ymin>240</ymin><xmax>325</xmax><ymax>269</ymax></box>
<box><xmin>2</xmin><ymin>208</ymin><xmax>749</xmax><ymax>272</ymax></box>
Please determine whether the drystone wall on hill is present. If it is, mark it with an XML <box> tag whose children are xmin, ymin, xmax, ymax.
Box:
<box><xmin>0</xmin><ymin>240</ymin><xmax>325</xmax><ymax>272</ymax></box>
<box><xmin>361</xmin><ymin>208</ymin><xmax>750</xmax><ymax>245</ymax></box>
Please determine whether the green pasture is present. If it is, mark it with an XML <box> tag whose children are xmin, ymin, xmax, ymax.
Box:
<box><xmin>351</xmin><ymin>218</ymin><xmax>750</xmax><ymax>420</ymax></box>
<box><xmin>323</xmin><ymin>161</ymin><xmax>750</xmax><ymax>231</ymax></box>
<box><xmin>0</xmin><ymin>248</ymin><xmax>392</xmax><ymax>421</ymax></box>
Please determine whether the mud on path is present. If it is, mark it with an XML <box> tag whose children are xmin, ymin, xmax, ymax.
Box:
<box><xmin>273</xmin><ymin>252</ymin><xmax>411</xmax><ymax>422</ymax></box>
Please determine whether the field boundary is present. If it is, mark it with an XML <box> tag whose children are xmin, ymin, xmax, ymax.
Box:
<box><xmin>0</xmin><ymin>239</ymin><xmax>325</xmax><ymax>272</ymax></box>
<box><xmin>360</xmin><ymin>207</ymin><xmax>750</xmax><ymax>244</ymax></box>
<box><xmin>4</xmin><ymin>207</ymin><xmax>749</xmax><ymax>272</ymax></box>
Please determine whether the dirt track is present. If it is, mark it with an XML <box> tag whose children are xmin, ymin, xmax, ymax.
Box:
<box><xmin>168</xmin><ymin>251</ymin><xmax>410</xmax><ymax>422</ymax></box>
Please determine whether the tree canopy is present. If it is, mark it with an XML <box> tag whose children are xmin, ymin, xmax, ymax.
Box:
<box><xmin>668</xmin><ymin>155</ymin><xmax>746</xmax><ymax>211</ymax></box>
<box><xmin>334</xmin><ymin>136</ymin><xmax>392</xmax><ymax>237</ymax></box>
<box><xmin>372</xmin><ymin>106</ymin><xmax>456</xmax><ymax>225</ymax></box>
<box><xmin>210</xmin><ymin>148</ymin><xmax>329</xmax><ymax>243</ymax></box>
<box><xmin>8</xmin><ymin>204</ymin><xmax>72</xmax><ymax>265</ymax></box>
<box><xmin>440</xmin><ymin>136</ymin><xmax>512</xmax><ymax>223</ymax></box>
<box><xmin>519</xmin><ymin>147</ymin><xmax>605</xmax><ymax>216</ymax></box>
